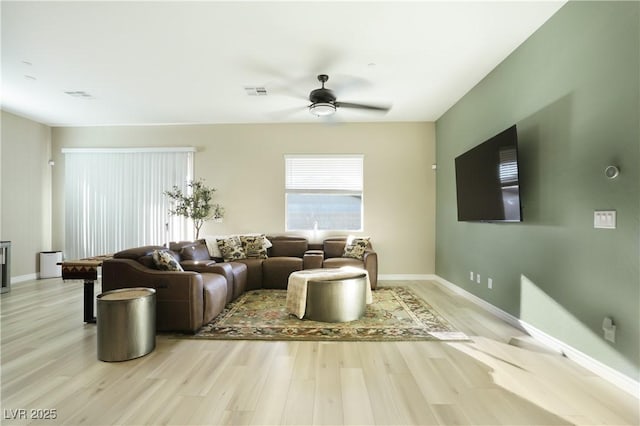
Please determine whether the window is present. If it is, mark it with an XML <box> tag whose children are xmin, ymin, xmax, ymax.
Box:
<box><xmin>63</xmin><ymin>147</ymin><xmax>194</xmax><ymax>259</ymax></box>
<box><xmin>285</xmin><ymin>154</ymin><xmax>363</xmax><ymax>231</ymax></box>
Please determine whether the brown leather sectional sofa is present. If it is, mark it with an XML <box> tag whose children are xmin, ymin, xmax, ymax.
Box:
<box><xmin>101</xmin><ymin>236</ymin><xmax>377</xmax><ymax>333</ymax></box>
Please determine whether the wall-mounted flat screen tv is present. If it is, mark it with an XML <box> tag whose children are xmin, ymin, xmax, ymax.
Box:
<box><xmin>455</xmin><ymin>125</ymin><xmax>522</xmax><ymax>222</ymax></box>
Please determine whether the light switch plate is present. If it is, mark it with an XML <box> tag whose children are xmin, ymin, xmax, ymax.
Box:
<box><xmin>594</xmin><ymin>210</ymin><xmax>616</xmax><ymax>229</ymax></box>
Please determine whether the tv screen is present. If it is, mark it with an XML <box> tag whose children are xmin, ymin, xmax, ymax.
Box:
<box><xmin>455</xmin><ymin>125</ymin><xmax>522</xmax><ymax>222</ymax></box>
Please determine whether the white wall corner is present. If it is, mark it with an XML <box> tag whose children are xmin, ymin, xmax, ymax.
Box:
<box><xmin>432</xmin><ymin>275</ymin><xmax>640</xmax><ymax>399</ymax></box>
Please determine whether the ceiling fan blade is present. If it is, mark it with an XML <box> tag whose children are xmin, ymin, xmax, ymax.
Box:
<box><xmin>267</xmin><ymin>84</ymin><xmax>309</xmax><ymax>101</ymax></box>
<box><xmin>329</xmin><ymin>74</ymin><xmax>373</xmax><ymax>97</ymax></box>
<box><xmin>267</xmin><ymin>105</ymin><xmax>308</xmax><ymax>119</ymax></box>
<box><xmin>242</xmin><ymin>59</ymin><xmax>308</xmax><ymax>100</ymax></box>
<box><xmin>335</xmin><ymin>101</ymin><xmax>391</xmax><ymax>113</ymax></box>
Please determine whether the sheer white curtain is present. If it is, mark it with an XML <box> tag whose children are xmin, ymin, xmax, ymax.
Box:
<box><xmin>63</xmin><ymin>148</ymin><xmax>194</xmax><ymax>259</ymax></box>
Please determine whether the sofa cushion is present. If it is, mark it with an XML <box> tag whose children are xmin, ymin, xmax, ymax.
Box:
<box><xmin>323</xmin><ymin>257</ymin><xmax>364</xmax><ymax>269</ymax></box>
<box><xmin>235</xmin><ymin>258</ymin><xmax>264</xmax><ymax>291</ymax></box>
<box><xmin>240</xmin><ymin>235</ymin><xmax>268</xmax><ymax>259</ymax></box>
<box><xmin>180</xmin><ymin>242</ymin><xmax>211</xmax><ymax>261</ymax></box>
<box><xmin>217</xmin><ymin>236</ymin><xmax>246</xmax><ymax>262</ymax></box>
<box><xmin>323</xmin><ymin>238</ymin><xmax>347</xmax><ymax>258</ymax></box>
<box><xmin>138</xmin><ymin>254</ymin><xmax>156</xmax><ymax>269</ymax></box>
<box><xmin>114</xmin><ymin>245</ymin><xmax>166</xmax><ymax>260</ymax></box>
<box><xmin>262</xmin><ymin>257</ymin><xmax>303</xmax><ymax>289</ymax></box>
<box><xmin>343</xmin><ymin>237</ymin><xmax>370</xmax><ymax>260</ymax></box>
<box><xmin>268</xmin><ymin>236</ymin><xmax>308</xmax><ymax>257</ymax></box>
<box><xmin>152</xmin><ymin>249</ymin><xmax>184</xmax><ymax>271</ymax></box>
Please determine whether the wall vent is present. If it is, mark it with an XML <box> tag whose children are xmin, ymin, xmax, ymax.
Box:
<box><xmin>244</xmin><ymin>86</ymin><xmax>267</xmax><ymax>96</ymax></box>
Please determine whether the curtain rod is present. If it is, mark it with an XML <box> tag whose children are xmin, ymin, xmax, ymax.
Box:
<box><xmin>61</xmin><ymin>147</ymin><xmax>196</xmax><ymax>154</ymax></box>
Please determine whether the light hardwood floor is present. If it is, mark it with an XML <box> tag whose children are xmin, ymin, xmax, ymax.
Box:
<box><xmin>1</xmin><ymin>278</ymin><xmax>638</xmax><ymax>425</ymax></box>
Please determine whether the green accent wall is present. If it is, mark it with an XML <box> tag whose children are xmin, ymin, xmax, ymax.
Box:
<box><xmin>436</xmin><ymin>1</ymin><xmax>639</xmax><ymax>381</ymax></box>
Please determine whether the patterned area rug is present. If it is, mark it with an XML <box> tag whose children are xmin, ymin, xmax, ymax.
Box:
<box><xmin>193</xmin><ymin>286</ymin><xmax>469</xmax><ymax>342</ymax></box>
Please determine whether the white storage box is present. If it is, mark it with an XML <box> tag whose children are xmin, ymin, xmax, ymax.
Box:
<box><xmin>40</xmin><ymin>251</ymin><xmax>62</xmax><ymax>278</ymax></box>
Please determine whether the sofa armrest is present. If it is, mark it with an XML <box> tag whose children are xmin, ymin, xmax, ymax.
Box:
<box><xmin>101</xmin><ymin>258</ymin><xmax>205</xmax><ymax>332</ymax></box>
<box><xmin>181</xmin><ymin>259</ymin><xmax>217</xmax><ymax>270</ymax></box>
<box><xmin>181</xmin><ymin>261</ymin><xmax>235</xmax><ymax>303</ymax></box>
<box><xmin>303</xmin><ymin>250</ymin><xmax>324</xmax><ymax>270</ymax></box>
<box><xmin>363</xmin><ymin>249</ymin><xmax>378</xmax><ymax>290</ymax></box>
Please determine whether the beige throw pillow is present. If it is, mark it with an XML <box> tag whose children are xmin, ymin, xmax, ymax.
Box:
<box><xmin>240</xmin><ymin>235</ymin><xmax>268</xmax><ymax>259</ymax></box>
<box><xmin>342</xmin><ymin>236</ymin><xmax>370</xmax><ymax>260</ymax></box>
<box><xmin>152</xmin><ymin>250</ymin><xmax>183</xmax><ymax>271</ymax></box>
<box><xmin>216</xmin><ymin>236</ymin><xmax>246</xmax><ymax>262</ymax></box>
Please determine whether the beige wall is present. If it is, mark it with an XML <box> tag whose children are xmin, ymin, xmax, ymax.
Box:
<box><xmin>52</xmin><ymin>122</ymin><xmax>436</xmax><ymax>275</ymax></box>
<box><xmin>1</xmin><ymin>111</ymin><xmax>53</xmax><ymax>278</ymax></box>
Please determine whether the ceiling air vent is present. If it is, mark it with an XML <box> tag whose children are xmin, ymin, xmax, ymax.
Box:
<box><xmin>64</xmin><ymin>90</ymin><xmax>94</xmax><ymax>99</ymax></box>
<box><xmin>244</xmin><ymin>86</ymin><xmax>267</xmax><ymax>96</ymax></box>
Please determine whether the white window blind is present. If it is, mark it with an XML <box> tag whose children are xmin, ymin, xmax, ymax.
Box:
<box><xmin>286</xmin><ymin>155</ymin><xmax>363</xmax><ymax>193</ymax></box>
<box><xmin>285</xmin><ymin>154</ymin><xmax>363</xmax><ymax>231</ymax></box>
<box><xmin>63</xmin><ymin>148</ymin><xmax>194</xmax><ymax>259</ymax></box>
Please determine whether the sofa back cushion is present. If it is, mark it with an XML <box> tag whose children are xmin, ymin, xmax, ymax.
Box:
<box><xmin>138</xmin><ymin>255</ymin><xmax>156</xmax><ymax>269</ymax></box>
<box><xmin>179</xmin><ymin>241</ymin><xmax>211</xmax><ymax>261</ymax></box>
<box><xmin>114</xmin><ymin>245</ymin><xmax>167</xmax><ymax>260</ymax></box>
<box><xmin>323</xmin><ymin>238</ymin><xmax>347</xmax><ymax>258</ymax></box>
<box><xmin>114</xmin><ymin>245</ymin><xmax>181</xmax><ymax>269</ymax></box>
<box><xmin>267</xmin><ymin>236</ymin><xmax>308</xmax><ymax>258</ymax></box>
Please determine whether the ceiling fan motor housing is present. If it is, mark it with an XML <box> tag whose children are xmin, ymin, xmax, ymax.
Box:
<box><xmin>309</xmin><ymin>88</ymin><xmax>336</xmax><ymax>104</ymax></box>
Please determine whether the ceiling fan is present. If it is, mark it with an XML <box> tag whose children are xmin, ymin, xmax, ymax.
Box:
<box><xmin>306</xmin><ymin>74</ymin><xmax>390</xmax><ymax>117</ymax></box>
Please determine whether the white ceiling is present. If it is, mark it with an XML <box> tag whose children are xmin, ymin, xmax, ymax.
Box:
<box><xmin>1</xmin><ymin>1</ymin><xmax>566</xmax><ymax>127</ymax></box>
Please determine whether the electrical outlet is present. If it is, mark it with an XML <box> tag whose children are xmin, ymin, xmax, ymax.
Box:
<box><xmin>594</xmin><ymin>210</ymin><xmax>616</xmax><ymax>229</ymax></box>
<box><xmin>476</xmin><ymin>274</ymin><xmax>481</xmax><ymax>284</ymax></box>
<box><xmin>488</xmin><ymin>278</ymin><xmax>493</xmax><ymax>289</ymax></box>
<box><xmin>470</xmin><ymin>271</ymin><xmax>474</xmax><ymax>281</ymax></box>
<box><xmin>603</xmin><ymin>317</ymin><xmax>616</xmax><ymax>343</ymax></box>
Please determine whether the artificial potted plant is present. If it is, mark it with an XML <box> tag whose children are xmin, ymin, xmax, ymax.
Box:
<box><xmin>165</xmin><ymin>178</ymin><xmax>224</xmax><ymax>239</ymax></box>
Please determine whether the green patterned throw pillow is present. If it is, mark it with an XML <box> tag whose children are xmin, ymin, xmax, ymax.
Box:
<box><xmin>217</xmin><ymin>236</ymin><xmax>246</xmax><ymax>262</ymax></box>
<box><xmin>343</xmin><ymin>236</ymin><xmax>370</xmax><ymax>260</ymax></box>
<box><xmin>152</xmin><ymin>250</ymin><xmax>183</xmax><ymax>271</ymax></box>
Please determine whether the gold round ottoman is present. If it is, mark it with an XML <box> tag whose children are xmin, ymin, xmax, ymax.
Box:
<box><xmin>303</xmin><ymin>273</ymin><xmax>367</xmax><ymax>322</ymax></box>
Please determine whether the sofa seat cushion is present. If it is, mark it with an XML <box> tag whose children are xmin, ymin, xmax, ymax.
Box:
<box><xmin>262</xmin><ymin>257</ymin><xmax>303</xmax><ymax>289</ymax></box>
<box><xmin>226</xmin><ymin>262</ymin><xmax>248</xmax><ymax>300</ymax></box>
<box><xmin>323</xmin><ymin>257</ymin><xmax>364</xmax><ymax>269</ymax></box>
<box><xmin>235</xmin><ymin>258</ymin><xmax>264</xmax><ymax>291</ymax></box>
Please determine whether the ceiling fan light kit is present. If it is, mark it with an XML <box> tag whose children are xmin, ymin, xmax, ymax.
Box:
<box><xmin>309</xmin><ymin>102</ymin><xmax>336</xmax><ymax>117</ymax></box>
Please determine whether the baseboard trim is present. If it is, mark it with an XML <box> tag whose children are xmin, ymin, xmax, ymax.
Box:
<box><xmin>379</xmin><ymin>274</ymin><xmax>437</xmax><ymax>281</ymax></box>
<box><xmin>11</xmin><ymin>273</ymin><xmax>39</xmax><ymax>284</ymax></box>
<box><xmin>433</xmin><ymin>275</ymin><xmax>640</xmax><ymax>399</ymax></box>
